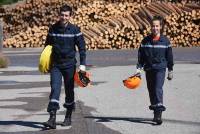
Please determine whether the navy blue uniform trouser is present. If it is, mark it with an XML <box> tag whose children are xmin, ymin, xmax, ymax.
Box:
<box><xmin>47</xmin><ymin>65</ymin><xmax>76</xmax><ymax>112</ymax></box>
<box><xmin>145</xmin><ymin>69</ymin><xmax>166</xmax><ymax>111</ymax></box>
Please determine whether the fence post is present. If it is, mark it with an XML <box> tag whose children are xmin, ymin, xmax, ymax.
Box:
<box><xmin>0</xmin><ymin>19</ymin><xmax>3</xmax><ymax>52</ymax></box>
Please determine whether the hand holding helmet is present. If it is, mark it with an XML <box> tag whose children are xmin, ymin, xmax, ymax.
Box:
<box><xmin>135</xmin><ymin>68</ymin><xmax>142</xmax><ymax>75</ymax></box>
<box><xmin>167</xmin><ymin>70</ymin><xmax>173</xmax><ymax>80</ymax></box>
<box><xmin>79</xmin><ymin>65</ymin><xmax>86</xmax><ymax>72</ymax></box>
<box><xmin>74</xmin><ymin>65</ymin><xmax>91</xmax><ymax>87</ymax></box>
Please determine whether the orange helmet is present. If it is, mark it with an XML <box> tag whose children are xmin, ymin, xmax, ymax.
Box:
<box><xmin>123</xmin><ymin>73</ymin><xmax>141</xmax><ymax>89</ymax></box>
<box><xmin>74</xmin><ymin>71</ymin><xmax>90</xmax><ymax>87</ymax></box>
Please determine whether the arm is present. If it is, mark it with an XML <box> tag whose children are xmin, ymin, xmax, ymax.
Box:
<box><xmin>135</xmin><ymin>41</ymin><xmax>145</xmax><ymax>75</ymax></box>
<box><xmin>136</xmin><ymin>41</ymin><xmax>145</xmax><ymax>70</ymax></box>
<box><xmin>166</xmin><ymin>38</ymin><xmax>174</xmax><ymax>80</ymax></box>
<box><xmin>45</xmin><ymin>26</ymin><xmax>53</xmax><ymax>47</ymax></box>
<box><xmin>166</xmin><ymin>39</ymin><xmax>174</xmax><ymax>71</ymax></box>
<box><xmin>74</xmin><ymin>26</ymin><xmax>86</xmax><ymax>68</ymax></box>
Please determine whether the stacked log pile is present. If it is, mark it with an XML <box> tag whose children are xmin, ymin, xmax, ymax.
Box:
<box><xmin>164</xmin><ymin>3</ymin><xmax>200</xmax><ymax>47</ymax></box>
<box><xmin>0</xmin><ymin>0</ymin><xmax>199</xmax><ymax>49</ymax></box>
<box><xmin>83</xmin><ymin>2</ymin><xmax>200</xmax><ymax>49</ymax></box>
<box><xmin>4</xmin><ymin>26</ymin><xmax>48</xmax><ymax>48</ymax></box>
<box><xmin>72</xmin><ymin>1</ymin><xmax>144</xmax><ymax>29</ymax></box>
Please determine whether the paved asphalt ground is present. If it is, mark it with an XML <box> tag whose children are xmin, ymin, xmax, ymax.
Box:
<box><xmin>0</xmin><ymin>47</ymin><xmax>200</xmax><ymax>134</ymax></box>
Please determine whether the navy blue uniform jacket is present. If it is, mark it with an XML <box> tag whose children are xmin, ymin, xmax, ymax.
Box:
<box><xmin>137</xmin><ymin>34</ymin><xmax>174</xmax><ymax>71</ymax></box>
<box><xmin>45</xmin><ymin>21</ymin><xmax>86</xmax><ymax>68</ymax></box>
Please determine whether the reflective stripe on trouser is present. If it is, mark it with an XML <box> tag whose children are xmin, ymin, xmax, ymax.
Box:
<box><xmin>145</xmin><ymin>69</ymin><xmax>166</xmax><ymax>111</ymax></box>
<box><xmin>47</xmin><ymin>65</ymin><xmax>76</xmax><ymax>112</ymax></box>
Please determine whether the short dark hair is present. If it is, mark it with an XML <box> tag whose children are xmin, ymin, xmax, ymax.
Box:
<box><xmin>60</xmin><ymin>5</ymin><xmax>72</xmax><ymax>15</ymax></box>
<box><xmin>152</xmin><ymin>15</ymin><xmax>164</xmax><ymax>26</ymax></box>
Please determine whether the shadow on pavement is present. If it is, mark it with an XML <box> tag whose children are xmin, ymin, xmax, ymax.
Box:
<box><xmin>0</xmin><ymin>121</ymin><xmax>44</xmax><ymax>129</ymax></box>
<box><xmin>164</xmin><ymin>119</ymin><xmax>200</xmax><ymax>126</ymax></box>
<box><xmin>0</xmin><ymin>81</ymin><xmax>50</xmax><ymax>89</ymax></box>
<box><xmin>85</xmin><ymin>116</ymin><xmax>155</xmax><ymax>125</ymax></box>
<box><xmin>0</xmin><ymin>71</ymin><xmax>41</xmax><ymax>76</ymax></box>
<box><xmin>85</xmin><ymin>116</ymin><xmax>200</xmax><ymax>126</ymax></box>
<box><xmin>90</xmin><ymin>81</ymin><xmax>107</xmax><ymax>86</ymax></box>
<box><xmin>0</xmin><ymin>80</ymin><xmax>107</xmax><ymax>90</ymax></box>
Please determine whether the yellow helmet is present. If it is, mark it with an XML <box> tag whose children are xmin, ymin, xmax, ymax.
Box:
<box><xmin>38</xmin><ymin>45</ymin><xmax>52</xmax><ymax>73</ymax></box>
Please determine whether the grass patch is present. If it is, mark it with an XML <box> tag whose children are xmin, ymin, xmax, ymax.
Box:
<box><xmin>0</xmin><ymin>53</ymin><xmax>9</xmax><ymax>68</ymax></box>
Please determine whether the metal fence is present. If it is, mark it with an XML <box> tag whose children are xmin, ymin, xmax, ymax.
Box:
<box><xmin>0</xmin><ymin>20</ymin><xmax>3</xmax><ymax>52</ymax></box>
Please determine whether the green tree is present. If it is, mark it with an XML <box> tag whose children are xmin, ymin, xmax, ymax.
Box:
<box><xmin>0</xmin><ymin>0</ymin><xmax>21</xmax><ymax>5</ymax></box>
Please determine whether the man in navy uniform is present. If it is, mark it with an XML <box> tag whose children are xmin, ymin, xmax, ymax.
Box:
<box><xmin>43</xmin><ymin>4</ymin><xmax>86</xmax><ymax>129</ymax></box>
<box><xmin>136</xmin><ymin>15</ymin><xmax>174</xmax><ymax>125</ymax></box>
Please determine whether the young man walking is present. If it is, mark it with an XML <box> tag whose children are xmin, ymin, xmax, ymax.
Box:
<box><xmin>136</xmin><ymin>16</ymin><xmax>174</xmax><ymax>125</ymax></box>
<box><xmin>43</xmin><ymin>5</ymin><xmax>86</xmax><ymax>129</ymax></box>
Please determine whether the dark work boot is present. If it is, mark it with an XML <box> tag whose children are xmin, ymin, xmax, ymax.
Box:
<box><xmin>61</xmin><ymin>109</ymin><xmax>72</xmax><ymax>126</ymax></box>
<box><xmin>43</xmin><ymin>110</ymin><xmax>56</xmax><ymax>129</ymax></box>
<box><xmin>153</xmin><ymin>111</ymin><xmax>163</xmax><ymax>125</ymax></box>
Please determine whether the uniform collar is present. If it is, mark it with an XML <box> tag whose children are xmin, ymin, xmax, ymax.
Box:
<box><xmin>150</xmin><ymin>34</ymin><xmax>165</xmax><ymax>42</ymax></box>
<box><xmin>65</xmin><ymin>22</ymin><xmax>72</xmax><ymax>31</ymax></box>
<box><xmin>56</xmin><ymin>21</ymin><xmax>72</xmax><ymax>30</ymax></box>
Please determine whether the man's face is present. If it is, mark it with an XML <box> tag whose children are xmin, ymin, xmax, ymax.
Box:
<box><xmin>59</xmin><ymin>11</ymin><xmax>71</xmax><ymax>24</ymax></box>
<box><xmin>151</xmin><ymin>20</ymin><xmax>161</xmax><ymax>36</ymax></box>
